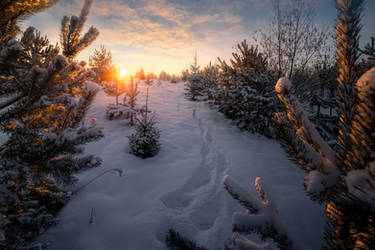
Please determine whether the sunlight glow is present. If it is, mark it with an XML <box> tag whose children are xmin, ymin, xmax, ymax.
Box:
<box><xmin>120</xmin><ymin>68</ymin><xmax>128</xmax><ymax>78</ymax></box>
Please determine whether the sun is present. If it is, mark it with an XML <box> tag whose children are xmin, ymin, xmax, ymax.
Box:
<box><xmin>120</xmin><ymin>68</ymin><xmax>128</xmax><ymax>78</ymax></box>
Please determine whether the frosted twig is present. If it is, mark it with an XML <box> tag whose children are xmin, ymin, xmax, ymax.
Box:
<box><xmin>72</xmin><ymin>168</ymin><xmax>123</xmax><ymax>195</ymax></box>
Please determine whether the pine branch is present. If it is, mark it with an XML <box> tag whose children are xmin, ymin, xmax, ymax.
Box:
<box><xmin>275</xmin><ymin>77</ymin><xmax>340</xmax><ymax>198</ymax></box>
<box><xmin>223</xmin><ymin>175</ymin><xmax>300</xmax><ymax>250</ymax></box>
<box><xmin>223</xmin><ymin>175</ymin><xmax>262</xmax><ymax>213</ymax></box>
<box><xmin>166</xmin><ymin>229</ymin><xmax>211</xmax><ymax>250</ymax></box>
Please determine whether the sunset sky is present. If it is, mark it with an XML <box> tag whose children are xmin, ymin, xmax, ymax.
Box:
<box><xmin>24</xmin><ymin>0</ymin><xmax>375</xmax><ymax>75</ymax></box>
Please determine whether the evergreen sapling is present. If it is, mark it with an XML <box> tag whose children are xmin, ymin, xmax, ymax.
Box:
<box><xmin>128</xmin><ymin>87</ymin><xmax>160</xmax><ymax>158</ymax></box>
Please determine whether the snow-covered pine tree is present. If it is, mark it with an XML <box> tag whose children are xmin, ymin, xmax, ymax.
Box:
<box><xmin>0</xmin><ymin>0</ymin><xmax>59</xmax><ymax>49</ymax></box>
<box><xmin>275</xmin><ymin>68</ymin><xmax>375</xmax><ymax>249</ymax></box>
<box><xmin>185</xmin><ymin>51</ymin><xmax>204</xmax><ymax>101</ymax></box>
<box><xmin>222</xmin><ymin>2</ymin><xmax>373</xmax><ymax>248</ymax></box>
<box><xmin>0</xmin><ymin>0</ymin><xmax>102</xmax><ymax>248</ymax></box>
<box><xmin>127</xmin><ymin>112</ymin><xmax>160</xmax><ymax>159</ymax></box>
<box><xmin>89</xmin><ymin>45</ymin><xmax>114</xmax><ymax>84</ymax></box>
<box><xmin>201</xmin><ymin>62</ymin><xmax>218</xmax><ymax>101</ymax></box>
<box><xmin>272</xmin><ymin>1</ymin><xmax>375</xmax><ymax>246</ymax></box>
<box><xmin>128</xmin><ymin>88</ymin><xmax>160</xmax><ymax>158</ymax></box>
<box><xmin>216</xmin><ymin>40</ymin><xmax>278</xmax><ymax>137</ymax></box>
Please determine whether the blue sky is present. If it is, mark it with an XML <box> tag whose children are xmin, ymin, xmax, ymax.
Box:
<box><xmin>24</xmin><ymin>0</ymin><xmax>375</xmax><ymax>75</ymax></box>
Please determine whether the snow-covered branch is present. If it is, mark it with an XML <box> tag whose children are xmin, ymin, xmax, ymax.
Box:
<box><xmin>223</xmin><ymin>175</ymin><xmax>301</xmax><ymax>250</ymax></box>
<box><xmin>275</xmin><ymin>77</ymin><xmax>340</xmax><ymax>198</ymax></box>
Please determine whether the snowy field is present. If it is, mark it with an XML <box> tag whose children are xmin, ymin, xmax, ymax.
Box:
<box><xmin>37</xmin><ymin>81</ymin><xmax>326</xmax><ymax>249</ymax></box>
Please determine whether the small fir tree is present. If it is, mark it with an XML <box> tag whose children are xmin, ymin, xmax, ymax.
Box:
<box><xmin>128</xmin><ymin>88</ymin><xmax>160</xmax><ymax>158</ymax></box>
<box><xmin>216</xmin><ymin>40</ymin><xmax>278</xmax><ymax>137</ymax></box>
<box><xmin>201</xmin><ymin>62</ymin><xmax>218</xmax><ymax>101</ymax></box>
<box><xmin>89</xmin><ymin>45</ymin><xmax>114</xmax><ymax>84</ymax></box>
<box><xmin>105</xmin><ymin>73</ymin><xmax>140</xmax><ymax>122</ymax></box>
<box><xmin>185</xmin><ymin>51</ymin><xmax>204</xmax><ymax>101</ymax></box>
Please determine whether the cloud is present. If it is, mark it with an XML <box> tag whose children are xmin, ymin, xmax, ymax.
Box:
<box><xmin>24</xmin><ymin>0</ymin><xmax>355</xmax><ymax>74</ymax></box>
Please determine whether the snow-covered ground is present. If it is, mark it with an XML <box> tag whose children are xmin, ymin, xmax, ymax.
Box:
<box><xmin>37</xmin><ymin>80</ymin><xmax>326</xmax><ymax>249</ymax></box>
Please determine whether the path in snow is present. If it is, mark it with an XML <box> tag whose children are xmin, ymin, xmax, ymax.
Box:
<box><xmin>38</xmin><ymin>81</ymin><xmax>326</xmax><ymax>250</ymax></box>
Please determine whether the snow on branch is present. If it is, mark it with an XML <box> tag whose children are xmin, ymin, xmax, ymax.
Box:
<box><xmin>344</xmin><ymin>68</ymin><xmax>375</xmax><ymax>211</ymax></box>
<box><xmin>275</xmin><ymin>77</ymin><xmax>340</xmax><ymax>198</ymax></box>
<box><xmin>60</xmin><ymin>0</ymin><xmax>99</xmax><ymax>59</ymax></box>
<box><xmin>223</xmin><ymin>175</ymin><xmax>301</xmax><ymax>250</ymax></box>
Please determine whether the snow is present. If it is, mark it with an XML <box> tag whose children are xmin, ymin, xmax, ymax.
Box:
<box><xmin>36</xmin><ymin>81</ymin><xmax>326</xmax><ymax>249</ymax></box>
<box><xmin>345</xmin><ymin>165</ymin><xmax>375</xmax><ymax>212</ymax></box>
<box><xmin>275</xmin><ymin>77</ymin><xmax>292</xmax><ymax>94</ymax></box>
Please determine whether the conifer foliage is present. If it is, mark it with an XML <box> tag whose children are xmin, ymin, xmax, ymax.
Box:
<box><xmin>166</xmin><ymin>229</ymin><xmax>210</xmax><ymax>250</ymax></box>
<box><xmin>128</xmin><ymin>89</ymin><xmax>160</xmax><ymax>159</ymax></box>
<box><xmin>60</xmin><ymin>0</ymin><xmax>99</xmax><ymax>60</ymax></box>
<box><xmin>0</xmin><ymin>0</ymin><xmax>102</xmax><ymax>248</ymax></box>
<box><xmin>105</xmin><ymin>76</ymin><xmax>140</xmax><ymax>124</ymax></box>
<box><xmin>0</xmin><ymin>0</ymin><xmax>59</xmax><ymax>48</ymax></box>
<box><xmin>223</xmin><ymin>176</ymin><xmax>298</xmax><ymax>250</ymax></box>
<box><xmin>185</xmin><ymin>52</ymin><xmax>203</xmax><ymax>101</ymax></box>
<box><xmin>272</xmin><ymin>0</ymin><xmax>375</xmax><ymax>248</ymax></box>
<box><xmin>216</xmin><ymin>40</ymin><xmax>278</xmax><ymax>137</ymax></box>
<box><xmin>89</xmin><ymin>45</ymin><xmax>114</xmax><ymax>84</ymax></box>
<box><xmin>128</xmin><ymin>113</ymin><xmax>160</xmax><ymax>159</ymax></box>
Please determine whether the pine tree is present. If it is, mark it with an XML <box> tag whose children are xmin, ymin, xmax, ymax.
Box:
<box><xmin>272</xmin><ymin>1</ymin><xmax>375</xmax><ymax>247</ymax></box>
<box><xmin>128</xmin><ymin>88</ymin><xmax>160</xmax><ymax>158</ymax></box>
<box><xmin>201</xmin><ymin>62</ymin><xmax>218</xmax><ymax>101</ymax></box>
<box><xmin>216</xmin><ymin>40</ymin><xmax>278</xmax><ymax>137</ymax></box>
<box><xmin>89</xmin><ymin>45</ymin><xmax>113</xmax><ymax>84</ymax></box>
<box><xmin>185</xmin><ymin>51</ymin><xmax>204</xmax><ymax>101</ymax></box>
<box><xmin>122</xmin><ymin>76</ymin><xmax>140</xmax><ymax>125</ymax></box>
<box><xmin>127</xmin><ymin>114</ymin><xmax>160</xmax><ymax>159</ymax></box>
<box><xmin>0</xmin><ymin>0</ymin><xmax>102</xmax><ymax>248</ymax></box>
